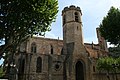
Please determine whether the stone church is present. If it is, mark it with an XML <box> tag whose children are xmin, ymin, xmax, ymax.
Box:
<box><xmin>15</xmin><ymin>5</ymin><xmax>109</xmax><ymax>80</ymax></box>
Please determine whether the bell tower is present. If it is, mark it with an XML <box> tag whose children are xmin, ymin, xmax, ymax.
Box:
<box><xmin>62</xmin><ymin>5</ymin><xmax>89</xmax><ymax>80</ymax></box>
<box><xmin>62</xmin><ymin>5</ymin><xmax>85</xmax><ymax>53</ymax></box>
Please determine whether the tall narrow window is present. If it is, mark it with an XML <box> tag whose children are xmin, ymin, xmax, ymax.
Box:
<box><xmin>75</xmin><ymin>12</ymin><xmax>79</xmax><ymax>22</ymax></box>
<box><xmin>63</xmin><ymin>15</ymin><xmax>66</xmax><ymax>25</ymax></box>
<box><xmin>61</xmin><ymin>48</ymin><xmax>63</xmax><ymax>55</ymax></box>
<box><xmin>18</xmin><ymin>59</ymin><xmax>25</xmax><ymax>80</ymax></box>
<box><xmin>93</xmin><ymin>66</ymin><xmax>95</xmax><ymax>72</ymax></box>
<box><xmin>77</xmin><ymin>26</ymin><xmax>79</xmax><ymax>30</ymax></box>
<box><xmin>31</xmin><ymin>42</ymin><xmax>37</xmax><ymax>53</ymax></box>
<box><xmin>36</xmin><ymin>57</ymin><xmax>42</xmax><ymax>73</ymax></box>
<box><xmin>51</xmin><ymin>45</ymin><xmax>53</xmax><ymax>54</ymax></box>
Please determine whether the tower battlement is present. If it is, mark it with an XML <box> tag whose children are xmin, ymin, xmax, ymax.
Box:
<box><xmin>62</xmin><ymin>5</ymin><xmax>82</xmax><ymax>15</ymax></box>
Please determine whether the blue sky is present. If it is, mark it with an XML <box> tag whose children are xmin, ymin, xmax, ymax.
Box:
<box><xmin>45</xmin><ymin>0</ymin><xmax>120</xmax><ymax>44</ymax></box>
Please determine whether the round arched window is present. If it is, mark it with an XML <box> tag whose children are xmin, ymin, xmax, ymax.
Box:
<box><xmin>54</xmin><ymin>61</ymin><xmax>62</xmax><ymax>71</ymax></box>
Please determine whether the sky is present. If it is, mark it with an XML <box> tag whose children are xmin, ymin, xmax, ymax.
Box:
<box><xmin>45</xmin><ymin>0</ymin><xmax>120</xmax><ymax>44</ymax></box>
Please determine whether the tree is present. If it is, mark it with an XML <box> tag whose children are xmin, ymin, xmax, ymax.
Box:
<box><xmin>97</xmin><ymin>57</ymin><xmax>120</xmax><ymax>80</ymax></box>
<box><xmin>109</xmin><ymin>47</ymin><xmax>120</xmax><ymax>58</ymax></box>
<box><xmin>0</xmin><ymin>0</ymin><xmax>58</xmax><ymax>56</ymax></box>
<box><xmin>99</xmin><ymin>6</ymin><xmax>120</xmax><ymax>46</ymax></box>
<box><xmin>116</xmin><ymin>58</ymin><xmax>120</xmax><ymax>71</ymax></box>
<box><xmin>0</xmin><ymin>66</ymin><xmax>5</xmax><ymax>78</ymax></box>
<box><xmin>97</xmin><ymin>57</ymin><xmax>120</xmax><ymax>72</ymax></box>
<box><xmin>97</xmin><ymin>57</ymin><xmax>115</xmax><ymax>72</ymax></box>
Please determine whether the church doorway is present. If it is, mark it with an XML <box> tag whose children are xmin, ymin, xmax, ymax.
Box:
<box><xmin>75</xmin><ymin>61</ymin><xmax>84</xmax><ymax>80</ymax></box>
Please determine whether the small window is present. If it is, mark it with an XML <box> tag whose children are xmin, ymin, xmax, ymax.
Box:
<box><xmin>77</xmin><ymin>26</ymin><xmax>78</xmax><ymax>30</ymax></box>
<box><xmin>61</xmin><ymin>48</ymin><xmax>63</xmax><ymax>55</ymax></box>
<box><xmin>36</xmin><ymin>57</ymin><xmax>42</xmax><ymax>73</ymax></box>
<box><xmin>51</xmin><ymin>45</ymin><xmax>53</xmax><ymax>54</ymax></box>
<box><xmin>93</xmin><ymin>66</ymin><xmax>95</xmax><ymax>72</ymax></box>
<box><xmin>63</xmin><ymin>15</ymin><xmax>66</xmax><ymax>25</ymax></box>
<box><xmin>31</xmin><ymin>42</ymin><xmax>37</xmax><ymax>53</ymax></box>
<box><xmin>75</xmin><ymin>12</ymin><xmax>79</xmax><ymax>22</ymax></box>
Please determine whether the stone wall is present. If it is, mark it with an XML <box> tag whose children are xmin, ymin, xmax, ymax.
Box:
<box><xmin>93</xmin><ymin>73</ymin><xmax>120</xmax><ymax>80</ymax></box>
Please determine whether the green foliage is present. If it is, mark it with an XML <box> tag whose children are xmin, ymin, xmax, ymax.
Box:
<box><xmin>97</xmin><ymin>57</ymin><xmax>120</xmax><ymax>72</ymax></box>
<box><xmin>0</xmin><ymin>0</ymin><xmax>58</xmax><ymax>55</ymax></box>
<box><xmin>116</xmin><ymin>58</ymin><xmax>120</xmax><ymax>71</ymax></box>
<box><xmin>97</xmin><ymin>57</ymin><xmax>114</xmax><ymax>72</ymax></box>
<box><xmin>109</xmin><ymin>47</ymin><xmax>120</xmax><ymax>58</ymax></box>
<box><xmin>99</xmin><ymin>6</ymin><xmax>120</xmax><ymax>46</ymax></box>
<box><xmin>0</xmin><ymin>67</ymin><xmax>5</xmax><ymax>77</ymax></box>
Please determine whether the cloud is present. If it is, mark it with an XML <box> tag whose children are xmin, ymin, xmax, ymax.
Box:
<box><xmin>45</xmin><ymin>31</ymin><xmax>63</xmax><ymax>40</ymax></box>
<box><xmin>110</xmin><ymin>0</ymin><xmax>120</xmax><ymax>8</ymax></box>
<box><xmin>45</xmin><ymin>32</ymin><xmax>57</xmax><ymax>39</ymax></box>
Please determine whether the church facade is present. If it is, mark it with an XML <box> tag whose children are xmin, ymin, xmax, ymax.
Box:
<box><xmin>15</xmin><ymin>5</ymin><xmax>110</xmax><ymax>80</ymax></box>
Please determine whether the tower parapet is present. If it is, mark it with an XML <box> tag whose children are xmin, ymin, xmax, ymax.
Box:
<box><xmin>62</xmin><ymin>5</ymin><xmax>82</xmax><ymax>15</ymax></box>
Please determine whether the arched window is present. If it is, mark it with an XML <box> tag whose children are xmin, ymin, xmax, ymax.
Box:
<box><xmin>31</xmin><ymin>42</ymin><xmax>37</xmax><ymax>53</ymax></box>
<box><xmin>36</xmin><ymin>57</ymin><xmax>42</xmax><ymax>73</ymax></box>
<box><xmin>75</xmin><ymin>12</ymin><xmax>79</xmax><ymax>22</ymax></box>
<box><xmin>93</xmin><ymin>66</ymin><xmax>95</xmax><ymax>72</ymax></box>
<box><xmin>61</xmin><ymin>48</ymin><xmax>63</xmax><ymax>55</ymax></box>
<box><xmin>63</xmin><ymin>15</ymin><xmax>66</xmax><ymax>25</ymax></box>
<box><xmin>51</xmin><ymin>45</ymin><xmax>53</xmax><ymax>54</ymax></box>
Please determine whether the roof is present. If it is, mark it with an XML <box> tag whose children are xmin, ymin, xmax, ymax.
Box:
<box><xmin>85</xmin><ymin>46</ymin><xmax>108</xmax><ymax>58</ymax></box>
